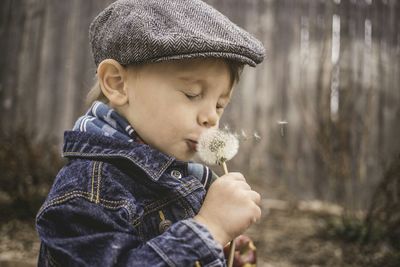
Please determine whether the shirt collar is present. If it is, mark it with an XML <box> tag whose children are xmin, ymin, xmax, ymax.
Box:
<box><xmin>63</xmin><ymin>130</ymin><xmax>175</xmax><ymax>181</ymax></box>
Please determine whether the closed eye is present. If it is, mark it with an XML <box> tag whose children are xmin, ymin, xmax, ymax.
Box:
<box><xmin>184</xmin><ymin>92</ymin><xmax>202</xmax><ymax>100</ymax></box>
<box><xmin>216</xmin><ymin>103</ymin><xmax>227</xmax><ymax>114</ymax></box>
<box><xmin>217</xmin><ymin>99</ymin><xmax>229</xmax><ymax>110</ymax></box>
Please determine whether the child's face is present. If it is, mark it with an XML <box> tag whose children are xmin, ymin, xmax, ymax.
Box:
<box><xmin>121</xmin><ymin>58</ymin><xmax>233</xmax><ymax>161</ymax></box>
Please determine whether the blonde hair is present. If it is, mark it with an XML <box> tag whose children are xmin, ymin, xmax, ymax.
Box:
<box><xmin>86</xmin><ymin>59</ymin><xmax>244</xmax><ymax>106</ymax></box>
<box><xmin>86</xmin><ymin>78</ymin><xmax>106</xmax><ymax>106</ymax></box>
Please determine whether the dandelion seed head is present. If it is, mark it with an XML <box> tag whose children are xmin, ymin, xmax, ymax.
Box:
<box><xmin>197</xmin><ymin>128</ymin><xmax>239</xmax><ymax>165</ymax></box>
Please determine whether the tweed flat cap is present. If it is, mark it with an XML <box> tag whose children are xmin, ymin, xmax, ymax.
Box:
<box><xmin>89</xmin><ymin>0</ymin><xmax>265</xmax><ymax>67</ymax></box>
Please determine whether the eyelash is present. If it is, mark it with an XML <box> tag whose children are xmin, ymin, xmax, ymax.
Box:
<box><xmin>185</xmin><ymin>93</ymin><xmax>201</xmax><ymax>100</ymax></box>
<box><xmin>184</xmin><ymin>92</ymin><xmax>226</xmax><ymax>111</ymax></box>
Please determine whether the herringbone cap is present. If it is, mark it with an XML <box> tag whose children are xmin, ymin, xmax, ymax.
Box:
<box><xmin>89</xmin><ymin>0</ymin><xmax>265</xmax><ymax>67</ymax></box>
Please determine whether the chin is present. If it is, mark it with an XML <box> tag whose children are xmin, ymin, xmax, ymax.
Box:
<box><xmin>162</xmin><ymin>145</ymin><xmax>196</xmax><ymax>162</ymax></box>
<box><xmin>175</xmin><ymin>155</ymin><xmax>193</xmax><ymax>162</ymax></box>
<box><xmin>174</xmin><ymin>151</ymin><xmax>195</xmax><ymax>162</ymax></box>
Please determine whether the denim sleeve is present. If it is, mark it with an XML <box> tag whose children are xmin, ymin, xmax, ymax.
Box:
<box><xmin>147</xmin><ymin>219</ymin><xmax>226</xmax><ymax>266</ymax></box>
<box><xmin>36</xmin><ymin>198</ymin><xmax>226</xmax><ymax>267</ymax></box>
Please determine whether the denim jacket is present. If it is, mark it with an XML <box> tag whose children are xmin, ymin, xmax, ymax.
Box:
<box><xmin>36</xmin><ymin>131</ymin><xmax>226</xmax><ymax>266</ymax></box>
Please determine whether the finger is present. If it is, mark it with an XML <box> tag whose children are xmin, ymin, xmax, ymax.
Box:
<box><xmin>253</xmin><ymin>204</ymin><xmax>262</xmax><ymax>220</ymax></box>
<box><xmin>250</xmin><ymin>205</ymin><xmax>262</xmax><ymax>224</ymax></box>
<box><xmin>252</xmin><ymin>214</ymin><xmax>261</xmax><ymax>224</ymax></box>
<box><xmin>235</xmin><ymin>180</ymin><xmax>251</xmax><ymax>190</ymax></box>
<box><xmin>248</xmin><ymin>191</ymin><xmax>261</xmax><ymax>206</ymax></box>
<box><xmin>227</xmin><ymin>172</ymin><xmax>246</xmax><ymax>181</ymax></box>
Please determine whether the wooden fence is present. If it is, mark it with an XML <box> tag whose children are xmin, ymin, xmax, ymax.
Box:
<box><xmin>1</xmin><ymin>0</ymin><xmax>399</xmax><ymax>210</ymax></box>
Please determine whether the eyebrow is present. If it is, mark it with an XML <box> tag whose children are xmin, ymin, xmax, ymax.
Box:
<box><xmin>177</xmin><ymin>76</ymin><xmax>205</xmax><ymax>84</ymax></box>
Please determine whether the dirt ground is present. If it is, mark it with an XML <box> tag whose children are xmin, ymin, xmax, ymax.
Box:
<box><xmin>0</xmin><ymin>200</ymin><xmax>396</xmax><ymax>267</ymax></box>
<box><xmin>248</xmin><ymin>198</ymin><xmax>399</xmax><ymax>267</ymax></box>
<box><xmin>249</xmin><ymin>206</ymin><xmax>374</xmax><ymax>267</ymax></box>
<box><xmin>0</xmin><ymin>220</ymin><xmax>38</xmax><ymax>267</ymax></box>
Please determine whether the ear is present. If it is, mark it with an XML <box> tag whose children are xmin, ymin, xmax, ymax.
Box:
<box><xmin>97</xmin><ymin>59</ymin><xmax>128</xmax><ymax>106</ymax></box>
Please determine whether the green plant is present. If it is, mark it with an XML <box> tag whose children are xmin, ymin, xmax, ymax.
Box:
<box><xmin>322</xmin><ymin>214</ymin><xmax>386</xmax><ymax>244</ymax></box>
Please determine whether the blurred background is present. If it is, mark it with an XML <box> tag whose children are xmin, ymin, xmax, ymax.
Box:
<box><xmin>0</xmin><ymin>0</ymin><xmax>399</xmax><ymax>266</ymax></box>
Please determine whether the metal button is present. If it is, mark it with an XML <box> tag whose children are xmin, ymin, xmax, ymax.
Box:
<box><xmin>171</xmin><ymin>170</ymin><xmax>182</xmax><ymax>179</ymax></box>
<box><xmin>159</xmin><ymin>219</ymin><xmax>172</xmax><ymax>233</ymax></box>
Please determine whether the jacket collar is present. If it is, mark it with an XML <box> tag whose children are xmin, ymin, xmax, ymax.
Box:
<box><xmin>63</xmin><ymin>131</ymin><xmax>175</xmax><ymax>181</ymax></box>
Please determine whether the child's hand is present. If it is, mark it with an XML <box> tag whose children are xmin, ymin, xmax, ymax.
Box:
<box><xmin>194</xmin><ymin>172</ymin><xmax>261</xmax><ymax>246</ymax></box>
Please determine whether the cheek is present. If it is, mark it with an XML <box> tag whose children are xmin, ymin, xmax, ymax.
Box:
<box><xmin>158</xmin><ymin>98</ymin><xmax>193</xmax><ymax>119</ymax></box>
<box><xmin>146</xmin><ymin>105</ymin><xmax>180</xmax><ymax>130</ymax></box>
<box><xmin>135</xmin><ymin>94</ymin><xmax>197</xmax><ymax>134</ymax></box>
<box><xmin>134</xmin><ymin>99</ymin><xmax>170</xmax><ymax>125</ymax></box>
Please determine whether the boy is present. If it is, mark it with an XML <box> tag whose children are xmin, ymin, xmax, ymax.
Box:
<box><xmin>36</xmin><ymin>0</ymin><xmax>265</xmax><ymax>266</ymax></box>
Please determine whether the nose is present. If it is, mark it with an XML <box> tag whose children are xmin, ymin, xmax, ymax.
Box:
<box><xmin>198</xmin><ymin>105</ymin><xmax>219</xmax><ymax>128</ymax></box>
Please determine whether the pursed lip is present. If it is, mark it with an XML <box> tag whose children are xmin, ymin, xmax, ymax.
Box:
<box><xmin>186</xmin><ymin>139</ymin><xmax>198</xmax><ymax>152</ymax></box>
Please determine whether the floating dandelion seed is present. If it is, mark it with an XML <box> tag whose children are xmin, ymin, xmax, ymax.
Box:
<box><xmin>223</xmin><ymin>124</ymin><xmax>230</xmax><ymax>131</ymax></box>
<box><xmin>240</xmin><ymin>129</ymin><xmax>249</xmax><ymax>141</ymax></box>
<box><xmin>237</xmin><ymin>130</ymin><xmax>262</xmax><ymax>142</ymax></box>
<box><xmin>277</xmin><ymin>121</ymin><xmax>288</xmax><ymax>137</ymax></box>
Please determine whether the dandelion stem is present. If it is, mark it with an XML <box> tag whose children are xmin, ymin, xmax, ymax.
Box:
<box><xmin>220</xmin><ymin>161</ymin><xmax>235</xmax><ymax>267</ymax></box>
<box><xmin>222</xmin><ymin>161</ymin><xmax>228</xmax><ymax>175</ymax></box>
<box><xmin>227</xmin><ymin>240</ymin><xmax>236</xmax><ymax>267</ymax></box>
